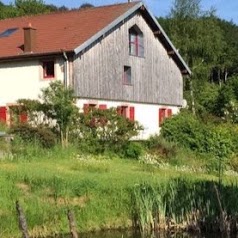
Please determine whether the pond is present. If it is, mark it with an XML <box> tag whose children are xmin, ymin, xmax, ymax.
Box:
<box><xmin>58</xmin><ymin>230</ymin><xmax>230</xmax><ymax>238</ymax></box>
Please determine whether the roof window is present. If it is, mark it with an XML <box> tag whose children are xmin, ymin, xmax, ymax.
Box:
<box><xmin>0</xmin><ymin>28</ymin><xmax>18</xmax><ymax>38</ymax></box>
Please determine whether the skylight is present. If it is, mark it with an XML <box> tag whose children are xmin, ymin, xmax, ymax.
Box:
<box><xmin>0</xmin><ymin>28</ymin><xmax>18</xmax><ymax>38</ymax></box>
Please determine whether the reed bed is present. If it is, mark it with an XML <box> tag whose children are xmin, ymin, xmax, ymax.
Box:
<box><xmin>131</xmin><ymin>178</ymin><xmax>238</xmax><ymax>235</ymax></box>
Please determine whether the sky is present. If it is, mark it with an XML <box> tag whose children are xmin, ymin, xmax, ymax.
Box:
<box><xmin>2</xmin><ymin>0</ymin><xmax>238</xmax><ymax>25</ymax></box>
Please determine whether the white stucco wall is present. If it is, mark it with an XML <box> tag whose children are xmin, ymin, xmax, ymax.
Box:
<box><xmin>0</xmin><ymin>58</ymin><xmax>64</xmax><ymax>106</ymax></box>
<box><xmin>76</xmin><ymin>99</ymin><xmax>180</xmax><ymax>139</ymax></box>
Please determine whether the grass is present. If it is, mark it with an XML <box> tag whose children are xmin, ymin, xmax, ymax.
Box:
<box><xmin>0</xmin><ymin>144</ymin><xmax>238</xmax><ymax>237</ymax></box>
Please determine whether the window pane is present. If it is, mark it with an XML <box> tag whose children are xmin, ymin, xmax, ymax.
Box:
<box><xmin>138</xmin><ymin>35</ymin><xmax>144</xmax><ymax>57</ymax></box>
<box><xmin>129</xmin><ymin>42</ymin><xmax>136</xmax><ymax>55</ymax></box>
<box><xmin>124</xmin><ymin>66</ymin><xmax>131</xmax><ymax>84</ymax></box>
<box><xmin>129</xmin><ymin>32</ymin><xmax>137</xmax><ymax>55</ymax></box>
<box><xmin>130</xmin><ymin>33</ymin><xmax>136</xmax><ymax>42</ymax></box>
<box><xmin>43</xmin><ymin>61</ymin><xmax>55</xmax><ymax>78</ymax></box>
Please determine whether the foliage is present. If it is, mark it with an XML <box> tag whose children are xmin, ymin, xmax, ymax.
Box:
<box><xmin>131</xmin><ymin>179</ymin><xmax>238</xmax><ymax>234</ymax></box>
<box><xmin>160</xmin><ymin>111</ymin><xmax>205</xmax><ymax>152</ymax></box>
<box><xmin>213</xmin><ymin>76</ymin><xmax>238</xmax><ymax>122</ymax></box>
<box><xmin>79</xmin><ymin>3</ymin><xmax>94</xmax><ymax>9</ymax></box>
<box><xmin>2</xmin><ymin>147</ymin><xmax>238</xmax><ymax>237</ymax></box>
<box><xmin>159</xmin><ymin>0</ymin><xmax>238</xmax><ymax>116</ymax></box>
<box><xmin>121</xmin><ymin>142</ymin><xmax>144</xmax><ymax>160</ymax></box>
<box><xmin>160</xmin><ymin>111</ymin><xmax>234</xmax><ymax>160</ymax></box>
<box><xmin>10</xmin><ymin>124</ymin><xmax>56</xmax><ymax>148</ymax></box>
<box><xmin>145</xmin><ymin>135</ymin><xmax>178</xmax><ymax>160</ymax></box>
<box><xmin>40</xmin><ymin>81</ymin><xmax>78</xmax><ymax>147</ymax></box>
<box><xmin>74</xmin><ymin>108</ymin><xmax>142</xmax><ymax>155</ymax></box>
<box><xmin>15</xmin><ymin>0</ymin><xmax>50</xmax><ymax>15</ymax></box>
<box><xmin>0</xmin><ymin>0</ymin><xmax>68</xmax><ymax>19</ymax></box>
<box><xmin>17</xmin><ymin>81</ymin><xmax>78</xmax><ymax>147</ymax></box>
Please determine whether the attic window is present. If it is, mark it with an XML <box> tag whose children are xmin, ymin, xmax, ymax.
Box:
<box><xmin>129</xmin><ymin>25</ymin><xmax>144</xmax><ymax>57</ymax></box>
<box><xmin>0</xmin><ymin>28</ymin><xmax>18</xmax><ymax>38</ymax></box>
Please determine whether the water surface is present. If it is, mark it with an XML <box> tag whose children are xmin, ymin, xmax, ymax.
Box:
<box><xmin>77</xmin><ymin>230</ymin><xmax>229</xmax><ymax>238</ymax></box>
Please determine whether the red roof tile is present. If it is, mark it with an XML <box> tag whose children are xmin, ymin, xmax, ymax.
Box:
<box><xmin>0</xmin><ymin>2</ymin><xmax>139</xmax><ymax>59</ymax></box>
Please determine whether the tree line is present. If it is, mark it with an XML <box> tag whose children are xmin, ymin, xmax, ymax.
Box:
<box><xmin>159</xmin><ymin>0</ymin><xmax>238</xmax><ymax>122</ymax></box>
<box><xmin>0</xmin><ymin>0</ymin><xmax>93</xmax><ymax>19</ymax></box>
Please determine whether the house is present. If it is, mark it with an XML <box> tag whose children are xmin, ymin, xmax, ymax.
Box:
<box><xmin>0</xmin><ymin>1</ymin><xmax>191</xmax><ymax>139</ymax></box>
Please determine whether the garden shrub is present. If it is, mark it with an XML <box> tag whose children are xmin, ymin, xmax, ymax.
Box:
<box><xmin>160</xmin><ymin>111</ymin><xmax>234</xmax><ymax>158</ymax></box>
<box><xmin>160</xmin><ymin>111</ymin><xmax>205</xmax><ymax>152</ymax></box>
<box><xmin>10</xmin><ymin>124</ymin><xmax>56</xmax><ymax>148</ymax></box>
<box><xmin>146</xmin><ymin>135</ymin><xmax>178</xmax><ymax>160</ymax></box>
<box><xmin>121</xmin><ymin>141</ymin><xmax>144</xmax><ymax>159</ymax></box>
<box><xmin>74</xmin><ymin>108</ymin><xmax>143</xmax><ymax>155</ymax></box>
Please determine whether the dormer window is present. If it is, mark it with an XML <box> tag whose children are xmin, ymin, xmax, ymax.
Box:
<box><xmin>129</xmin><ymin>25</ymin><xmax>144</xmax><ymax>57</ymax></box>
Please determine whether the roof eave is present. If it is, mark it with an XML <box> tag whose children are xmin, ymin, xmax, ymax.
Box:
<box><xmin>142</xmin><ymin>5</ymin><xmax>192</xmax><ymax>75</ymax></box>
<box><xmin>0</xmin><ymin>50</ymin><xmax>74</xmax><ymax>62</ymax></box>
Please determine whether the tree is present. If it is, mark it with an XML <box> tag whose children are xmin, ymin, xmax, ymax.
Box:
<box><xmin>169</xmin><ymin>0</ymin><xmax>202</xmax><ymax>19</ymax></box>
<box><xmin>17</xmin><ymin>81</ymin><xmax>78</xmax><ymax>147</ymax></box>
<box><xmin>0</xmin><ymin>4</ymin><xmax>19</xmax><ymax>19</ymax></box>
<box><xmin>15</xmin><ymin>0</ymin><xmax>50</xmax><ymax>15</ymax></box>
<box><xmin>161</xmin><ymin>0</ymin><xmax>226</xmax><ymax>115</ymax></box>
<box><xmin>79</xmin><ymin>3</ymin><xmax>94</xmax><ymax>9</ymax></box>
<box><xmin>39</xmin><ymin>81</ymin><xmax>78</xmax><ymax>147</ymax></box>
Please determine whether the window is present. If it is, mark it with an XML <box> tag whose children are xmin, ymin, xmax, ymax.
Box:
<box><xmin>83</xmin><ymin>104</ymin><xmax>107</xmax><ymax>114</ymax></box>
<box><xmin>117</xmin><ymin>106</ymin><xmax>135</xmax><ymax>121</ymax></box>
<box><xmin>9</xmin><ymin>105</ymin><xmax>28</xmax><ymax>125</ymax></box>
<box><xmin>42</xmin><ymin>60</ymin><xmax>55</xmax><ymax>79</ymax></box>
<box><xmin>83</xmin><ymin>104</ymin><xmax>97</xmax><ymax>114</ymax></box>
<box><xmin>123</xmin><ymin>66</ymin><xmax>131</xmax><ymax>85</ymax></box>
<box><xmin>159</xmin><ymin>108</ymin><xmax>172</xmax><ymax>126</ymax></box>
<box><xmin>0</xmin><ymin>28</ymin><xmax>18</xmax><ymax>38</ymax></box>
<box><xmin>129</xmin><ymin>25</ymin><xmax>144</xmax><ymax>57</ymax></box>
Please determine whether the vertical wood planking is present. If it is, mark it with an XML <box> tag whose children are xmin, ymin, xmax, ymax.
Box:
<box><xmin>73</xmin><ymin>12</ymin><xmax>183</xmax><ymax>106</ymax></box>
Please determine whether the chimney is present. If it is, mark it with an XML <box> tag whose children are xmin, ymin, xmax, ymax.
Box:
<box><xmin>23</xmin><ymin>23</ymin><xmax>36</xmax><ymax>53</ymax></box>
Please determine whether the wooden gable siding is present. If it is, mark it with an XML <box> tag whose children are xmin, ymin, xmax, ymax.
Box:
<box><xmin>73</xmin><ymin>12</ymin><xmax>183</xmax><ymax>106</ymax></box>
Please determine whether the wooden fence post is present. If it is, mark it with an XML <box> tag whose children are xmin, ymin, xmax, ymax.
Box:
<box><xmin>67</xmin><ymin>209</ymin><xmax>78</xmax><ymax>238</ymax></box>
<box><xmin>16</xmin><ymin>201</ymin><xmax>29</xmax><ymax>238</ymax></box>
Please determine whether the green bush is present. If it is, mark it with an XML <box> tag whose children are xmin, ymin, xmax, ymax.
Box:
<box><xmin>121</xmin><ymin>142</ymin><xmax>144</xmax><ymax>159</ymax></box>
<box><xmin>145</xmin><ymin>135</ymin><xmax>178</xmax><ymax>160</ymax></box>
<box><xmin>160</xmin><ymin>111</ymin><xmax>205</xmax><ymax>152</ymax></box>
<box><xmin>10</xmin><ymin>124</ymin><xmax>56</xmax><ymax>148</ymax></box>
<box><xmin>74</xmin><ymin>108</ymin><xmax>143</xmax><ymax>155</ymax></box>
<box><xmin>160</xmin><ymin>111</ymin><xmax>234</xmax><ymax>158</ymax></box>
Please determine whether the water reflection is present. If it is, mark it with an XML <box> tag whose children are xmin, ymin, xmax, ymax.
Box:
<box><xmin>78</xmin><ymin>230</ymin><xmax>225</xmax><ymax>238</ymax></box>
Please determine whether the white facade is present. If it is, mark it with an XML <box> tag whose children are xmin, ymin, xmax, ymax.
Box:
<box><xmin>0</xmin><ymin>56</ymin><xmax>180</xmax><ymax>139</ymax></box>
<box><xmin>0</xmin><ymin>59</ymin><xmax>64</xmax><ymax>106</ymax></box>
<box><xmin>76</xmin><ymin>99</ymin><xmax>180</xmax><ymax>139</ymax></box>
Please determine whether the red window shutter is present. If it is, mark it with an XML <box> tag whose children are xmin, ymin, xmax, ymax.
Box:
<box><xmin>159</xmin><ymin>108</ymin><xmax>166</xmax><ymax>126</ymax></box>
<box><xmin>83</xmin><ymin>104</ymin><xmax>89</xmax><ymax>114</ymax></box>
<box><xmin>167</xmin><ymin>109</ymin><xmax>172</xmax><ymax>117</ymax></box>
<box><xmin>0</xmin><ymin>107</ymin><xmax>7</xmax><ymax>123</ymax></box>
<box><xmin>99</xmin><ymin>104</ymin><xmax>107</xmax><ymax>110</ymax></box>
<box><xmin>19</xmin><ymin>112</ymin><xmax>28</xmax><ymax>123</ymax></box>
<box><xmin>129</xmin><ymin>106</ymin><xmax>135</xmax><ymax>121</ymax></box>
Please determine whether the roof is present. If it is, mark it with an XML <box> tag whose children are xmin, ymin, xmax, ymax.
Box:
<box><xmin>0</xmin><ymin>1</ymin><xmax>191</xmax><ymax>75</ymax></box>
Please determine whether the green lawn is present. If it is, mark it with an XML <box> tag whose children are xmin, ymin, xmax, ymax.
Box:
<box><xmin>0</xmin><ymin>146</ymin><xmax>236</xmax><ymax>237</ymax></box>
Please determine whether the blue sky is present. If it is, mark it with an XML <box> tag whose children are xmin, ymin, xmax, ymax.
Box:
<box><xmin>2</xmin><ymin>0</ymin><xmax>238</xmax><ymax>24</ymax></box>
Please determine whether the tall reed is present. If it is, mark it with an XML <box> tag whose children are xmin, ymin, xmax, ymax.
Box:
<box><xmin>131</xmin><ymin>178</ymin><xmax>238</xmax><ymax>235</ymax></box>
